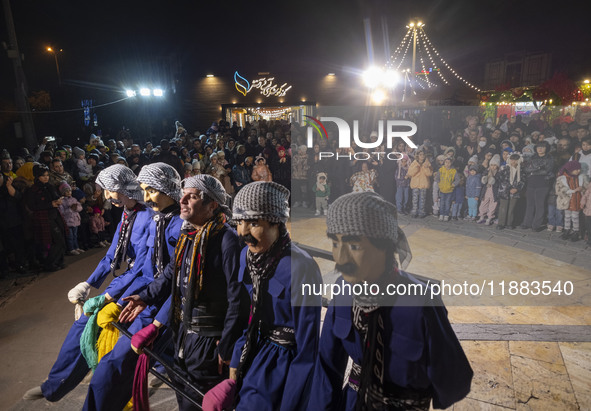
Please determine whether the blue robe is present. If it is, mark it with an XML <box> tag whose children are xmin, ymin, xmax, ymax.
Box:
<box><xmin>84</xmin><ymin>212</ymin><xmax>183</xmax><ymax>411</ymax></box>
<box><xmin>309</xmin><ymin>272</ymin><xmax>473</xmax><ymax>410</ymax></box>
<box><xmin>230</xmin><ymin>244</ymin><xmax>322</xmax><ymax>411</ymax></box>
<box><xmin>41</xmin><ymin>206</ymin><xmax>154</xmax><ymax>402</ymax></box>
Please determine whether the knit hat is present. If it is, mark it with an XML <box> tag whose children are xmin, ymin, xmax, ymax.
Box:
<box><xmin>95</xmin><ymin>164</ymin><xmax>143</xmax><ymax>201</ymax></box>
<box><xmin>59</xmin><ymin>182</ymin><xmax>71</xmax><ymax>194</ymax></box>
<box><xmin>1</xmin><ymin>149</ymin><xmax>11</xmax><ymax>160</ymax></box>
<box><xmin>469</xmin><ymin>164</ymin><xmax>479</xmax><ymax>172</ymax></box>
<box><xmin>468</xmin><ymin>155</ymin><xmax>478</xmax><ymax>164</ymax></box>
<box><xmin>73</xmin><ymin>146</ymin><xmax>85</xmax><ymax>159</ymax></box>
<box><xmin>327</xmin><ymin>192</ymin><xmax>412</xmax><ymax>269</ymax></box>
<box><xmin>137</xmin><ymin>162</ymin><xmax>182</xmax><ymax>202</ymax></box>
<box><xmin>232</xmin><ymin>181</ymin><xmax>290</xmax><ymax>224</ymax></box>
<box><xmin>560</xmin><ymin>160</ymin><xmax>581</xmax><ymax>175</ymax></box>
<box><xmin>92</xmin><ymin>206</ymin><xmax>101</xmax><ymax>214</ymax></box>
<box><xmin>489</xmin><ymin>154</ymin><xmax>501</xmax><ymax>167</ymax></box>
<box><xmin>181</xmin><ymin>174</ymin><xmax>229</xmax><ymax>207</ymax></box>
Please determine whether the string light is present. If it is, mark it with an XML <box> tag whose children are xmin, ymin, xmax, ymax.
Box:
<box><xmin>419</xmin><ymin>27</ymin><xmax>482</xmax><ymax>91</ymax></box>
<box><xmin>248</xmin><ymin>107</ymin><xmax>291</xmax><ymax>118</ymax></box>
<box><xmin>383</xmin><ymin>21</ymin><xmax>482</xmax><ymax>93</ymax></box>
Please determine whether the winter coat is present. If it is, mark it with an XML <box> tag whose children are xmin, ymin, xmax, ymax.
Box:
<box><xmin>523</xmin><ymin>154</ymin><xmax>554</xmax><ymax>188</ymax></box>
<box><xmin>480</xmin><ymin>172</ymin><xmax>501</xmax><ymax>203</ymax></box>
<box><xmin>292</xmin><ymin>152</ymin><xmax>309</xmax><ymax>180</ymax></box>
<box><xmin>555</xmin><ymin>174</ymin><xmax>588</xmax><ymax>211</ymax></box>
<box><xmin>89</xmin><ymin>214</ymin><xmax>106</xmax><ymax>234</ymax></box>
<box><xmin>408</xmin><ymin>159</ymin><xmax>433</xmax><ymax>189</ymax></box>
<box><xmin>581</xmin><ymin>185</ymin><xmax>591</xmax><ymax>217</ymax></box>
<box><xmin>435</xmin><ymin>166</ymin><xmax>459</xmax><ymax>194</ymax></box>
<box><xmin>465</xmin><ymin>174</ymin><xmax>482</xmax><ymax>198</ymax></box>
<box><xmin>497</xmin><ymin>164</ymin><xmax>526</xmax><ymax>200</ymax></box>
<box><xmin>58</xmin><ymin>196</ymin><xmax>82</xmax><ymax>227</ymax></box>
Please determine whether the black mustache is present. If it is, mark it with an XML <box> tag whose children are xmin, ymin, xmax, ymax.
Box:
<box><xmin>335</xmin><ymin>263</ymin><xmax>357</xmax><ymax>275</ymax></box>
<box><xmin>239</xmin><ymin>234</ymin><xmax>258</xmax><ymax>246</ymax></box>
<box><xmin>145</xmin><ymin>201</ymin><xmax>157</xmax><ymax>208</ymax></box>
<box><xmin>109</xmin><ymin>198</ymin><xmax>122</xmax><ymax>205</ymax></box>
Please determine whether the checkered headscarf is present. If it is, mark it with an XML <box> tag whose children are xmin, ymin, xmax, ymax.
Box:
<box><xmin>95</xmin><ymin>164</ymin><xmax>143</xmax><ymax>201</ymax></box>
<box><xmin>137</xmin><ymin>162</ymin><xmax>182</xmax><ymax>202</ymax></box>
<box><xmin>181</xmin><ymin>174</ymin><xmax>231</xmax><ymax>216</ymax></box>
<box><xmin>232</xmin><ymin>181</ymin><xmax>290</xmax><ymax>223</ymax></box>
<box><xmin>327</xmin><ymin>191</ymin><xmax>412</xmax><ymax>269</ymax></box>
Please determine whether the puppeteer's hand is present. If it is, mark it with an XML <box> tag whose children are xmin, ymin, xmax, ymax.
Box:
<box><xmin>130</xmin><ymin>323</ymin><xmax>159</xmax><ymax>354</ymax></box>
<box><xmin>119</xmin><ymin>295</ymin><xmax>147</xmax><ymax>323</ymax></box>
<box><xmin>202</xmin><ymin>379</ymin><xmax>237</xmax><ymax>411</ymax></box>
<box><xmin>68</xmin><ymin>281</ymin><xmax>91</xmax><ymax>304</ymax></box>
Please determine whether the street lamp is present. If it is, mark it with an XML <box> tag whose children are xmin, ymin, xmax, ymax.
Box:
<box><xmin>46</xmin><ymin>46</ymin><xmax>62</xmax><ymax>86</ymax></box>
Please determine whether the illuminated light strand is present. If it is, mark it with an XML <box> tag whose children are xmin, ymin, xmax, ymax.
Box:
<box><xmin>419</xmin><ymin>29</ymin><xmax>448</xmax><ymax>85</ymax></box>
<box><xmin>420</xmin><ymin>28</ymin><xmax>481</xmax><ymax>92</ymax></box>
<box><xmin>396</xmin><ymin>35</ymin><xmax>413</xmax><ymax>71</ymax></box>
<box><xmin>416</xmin><ymin>37</ymin><xmax>435</xmax><ymax>88</ymax></box>
<box><xmin>387</xmin><ymin>29</ymin><xmax>412</xmax><ymax>69</ymax></box>
<box><xmin>388</xmin><ymin>30</ymin><xmax>412</xmax><ymax>69</ymax></box>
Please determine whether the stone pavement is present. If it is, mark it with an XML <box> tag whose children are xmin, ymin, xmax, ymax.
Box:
<box><xmin>3</xmin><ymin>207</ymin><xmax>591</xmax><ymax>410</ymax></box>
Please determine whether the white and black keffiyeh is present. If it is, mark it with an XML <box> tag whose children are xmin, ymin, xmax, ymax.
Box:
<box><xmin>181</xmin><ymin>174</ymin><xmax>231</xmax><ymax>215</ymax></box>
<box><xmin>137</xmin><ymin>162</ymin><xmax>182</xmax><ymax>202</ymax></box>
<box><xmin>232</xmin><ymin>181</ymin><xmax>290</xmax><ymax>223</ymax></box>
<box><xmin>95</xmin><ymin>164</ymin><xmax>143</xmax><ymax>201</ymax></box>
<box><xmin>327</xmin><ymin>191</ymin><xmax>412</xmax><ymax>269</ymax></box>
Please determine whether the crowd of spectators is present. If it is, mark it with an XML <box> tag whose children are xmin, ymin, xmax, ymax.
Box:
<box><xmin>1</xmin><ymin>112</ymin><xmax>590</xmax><ymax>277</ymax></box>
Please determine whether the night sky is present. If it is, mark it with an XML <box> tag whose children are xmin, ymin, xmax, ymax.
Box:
<box><xmin>1</xmin><ymin>0</ymin><xmax>590</xmax><ymax>111</ymax></box>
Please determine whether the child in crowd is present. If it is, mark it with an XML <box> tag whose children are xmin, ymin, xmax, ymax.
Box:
<box><xmin>477</xmin><ymin>154</ymin><xmax>501</xmax><ymax>225</ymax></box>
<box><xmin>183</xmin><ymin>162</ymin><xmax>193</xmax><ymax>179</ymax></box>
<box><xmin>89</xmin><ymin>206</ymin><xmax>108</xmax><ymax>248</ymax></box>
<box><xmin>496</xmin><ymin>153</ymin><xmax>525</xmax><ymax>229</ymax></box>
<box><xmin>350</xmin><ymin>162</ymin><xmax>377</xmax><ymax>192</ymax></box>
<box><xmin>451</xmin><ymin>162</ymin><xmax>466</xmax><ymax>220</ymax></box>
<box><xmin>395</xmin><ymin>154</ymin><xmax>410</xmax><ymax>213</ymax></box>
<box><xmin>57</xmin><ymin>182</ymin><xmax>84</xmax><ymax>255</ymax></box>
<box><xmin>432</xmin><ymin>154</ymin><xmax>446</xmax><ymax>217</ymax></box>
<box><xmin>72</xmin><ymin>146</ymin><xmax>93</xmax><ymax>182</ymax></box>
<box><xmin>581</xmin><ymin>182</ymin><xmax>591</xmax><ymax>245</ymax></box>
<box><xmin>465</xmin><ymin>165</ymin><xmax>482</xmax><ymax>221</ymax></box>
<box><xmin>408</xmin><ymin>149</ymin><xmax>433</xmax><ymax>218</ymax></box>
<box><xmin>464</xmin><ymin>155</ymin><xmax>479</xmax><ymax>177</ymax></box>
<box><xmin>556</xmin><ymin>160</ymin><xmax>587</xmax><ymax>241</ymax></box>
<box><xmin>312</xmin><ymin>172</ymin><xmax>330</xmax><ymax>216</ymax></box>
<box><xmin>436</xmin><ymin>157</ymin><xmax>460</xmax><ymax>221</ymax></box>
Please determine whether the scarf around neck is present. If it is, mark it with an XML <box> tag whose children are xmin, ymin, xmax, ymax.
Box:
<box><xmin>152</xmin><ymin>204</ymin><xmax>180</xmax><ymax>278</ymax></box>
<box><xmin>110</xmin><ymin>203</ymin><xmax>144</xmax><ymax>277</ymax></box>
<box><xmin>171</xmin><ymin>211</ymin><xmax>227</xmax><ymax>341</ymax></box>
<box><xmin>236</xmin><ymin>226</ymin><xmax>291</xmax><ymax>384</ymax></box>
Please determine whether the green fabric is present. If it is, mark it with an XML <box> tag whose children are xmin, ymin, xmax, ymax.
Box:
<box><xmin>80</xmin><ymin>294</ymin><xmax>106</xmax><ymax>370</ymax></box>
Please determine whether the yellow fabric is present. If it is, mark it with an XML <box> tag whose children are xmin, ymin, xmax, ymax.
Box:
<box><xmin>96</xmin><ymin>302</ymin><xmax>122</xmax><ymax>362</ymax></box>
<box><xmin>438</xmin><ymin>166</ymin><xmax>457</xmax><ymax>193</ymax></box>
<box><xmin>15</xmin><ymin>162</ymin><xmax>35</xmax><ymax>182</ymax></box>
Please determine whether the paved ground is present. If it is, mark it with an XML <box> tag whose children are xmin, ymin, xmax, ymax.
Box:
<box><xmin>2</xmin><ymin>209</ymin><xmax>590</xmax><ymax>410</ymax></box>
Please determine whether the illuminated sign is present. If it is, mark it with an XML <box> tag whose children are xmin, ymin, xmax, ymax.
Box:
<box><xmin>234</xmin><ymin>71</ymin><xmax>292</xmax><ymax>97</ymax></box>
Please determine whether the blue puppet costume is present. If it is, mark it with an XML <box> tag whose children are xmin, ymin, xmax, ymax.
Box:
<box><xmin>84</xmin><ymin>162</ymin><xmax>184</xmax><ymax>411</ymax></box>
<box><xmin>23</xmin><ymin>164</ymin><xmax>153</xmax><ymax>402</ymax></box>
<box><xmin>203</xmin><ymin>181</ymin><xmax>322</xmax><ymax>411</ymax></box>
<box><xmin>310</xmin><ymin>192</ymin><xmax>473</xmax><ymax>410</ymax></box>
<box><xmin>123</xmin><ymin>174</ymin><xmax>249</xmax><ymax>411</ymax></box>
